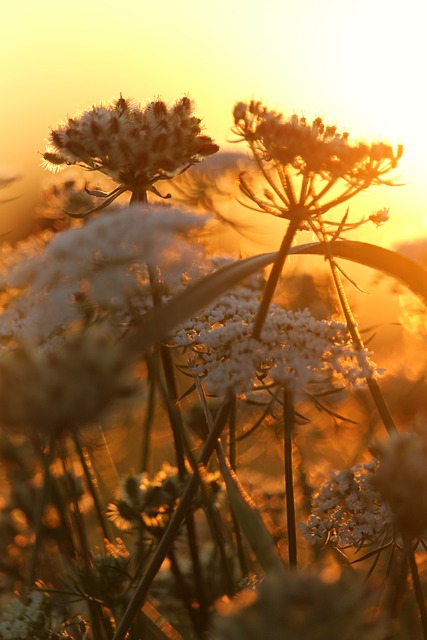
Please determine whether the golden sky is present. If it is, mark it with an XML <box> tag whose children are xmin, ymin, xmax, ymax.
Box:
<box><xmin>1</xmin><ymin>0</ymin><xmax>426</xmax><ymax>245</ymax></box>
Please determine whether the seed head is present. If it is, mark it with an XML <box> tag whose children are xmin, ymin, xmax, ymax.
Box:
<box><xmin>43</xmin><ymin>94</ymin><xmax>219</xmax><ymax>197</ymax></box>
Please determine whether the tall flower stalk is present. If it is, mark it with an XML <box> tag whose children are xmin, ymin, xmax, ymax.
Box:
<box><xmin>232</xmin><ymin>100</ymin><xmax>402</xmax><ymax>339</ymax></box>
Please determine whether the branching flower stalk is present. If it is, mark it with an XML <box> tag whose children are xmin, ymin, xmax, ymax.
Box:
<box><xmin>232</xmin><ymin>100</ymin><xmax>402</xmax><ymax>340</ymax></box>
<box><xmin>43</xmin><ymin>95</ymin><xmax>220</xmax><ymax>634</ymax></box>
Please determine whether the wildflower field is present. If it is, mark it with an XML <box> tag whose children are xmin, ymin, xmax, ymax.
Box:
<box><xmin>1</xmin><ymin>94</ymin><xmax>427</xmax><ymax>640</ymax></box>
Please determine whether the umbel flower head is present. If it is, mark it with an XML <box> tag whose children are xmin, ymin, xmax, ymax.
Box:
<box><xmin>42</xmin><ymin>94</ymin><xmax>219</xmax><ymax>207</ymax></box>
<box><xmin>0</xmin><ymin>328</ymin><xmax>134</xmax><ymax>435</ymax></box>
<box><xmin>232</xmin><ymin>100</ymin><xmax>402</xmax><ymax>227</ymax></box>
<box><xmin>173</xmin><ymin>283</ymin><xmax>379</xmax><ymax>397</ymax></box>
<box><xmin>371</xmin><ymin>430</ymin><xmax>427</xmax><ymax>538</ymax></box>
<box><xmin>302</xmin><ymin>460</ymin><xmax>393</xmax><ymax>549</ymax></box>
<box><xmin>210</xmin><ymin>569</ymin><xmax>388</xmax><ymax>640</ymax></box>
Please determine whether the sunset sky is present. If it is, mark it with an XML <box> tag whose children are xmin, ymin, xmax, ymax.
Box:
<box><xmin>2</xmin><ymin>0</ymin><xmax>426</xmax><ymax>246</ymax></box>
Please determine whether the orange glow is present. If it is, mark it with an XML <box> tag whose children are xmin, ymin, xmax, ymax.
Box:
<box><xmin>1</xmin><ymin>0</ymin><xmax>425</xmax><ymax>245</ymax></box>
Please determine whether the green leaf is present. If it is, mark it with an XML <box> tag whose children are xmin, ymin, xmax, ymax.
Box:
<box><xmin>217</xmin><ymin>450</ymin><xmax>283</xmax><ymax>573</ymax></box>
<box><xmin>289</xmin><ymin>240</ymin><xmax>427</xmax><ymax>304</ymax></box>
<box><xmin>124</xmin><ymin>252</ymin><xmax>275</xmax><ymax>355</ymax></box>
<box><xmin>124</xmin><ymin>240</ymin><xmax>427</xmax><ymax>355</ymax></box>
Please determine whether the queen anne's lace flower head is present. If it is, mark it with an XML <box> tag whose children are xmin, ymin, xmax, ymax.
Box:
<box><xmin>233</xmin><ymin>101</ymin><xmax>402</xmax><ymax>184</ymax></box>
<box><xmin>301</xmin><ymin>460</ymin><xmax>393</xmax><ymax>548</ymax></box>
<box><xmin>0</xmin><ymin>328</ymin><xmax>133</xmax><ymax>435</ymax></box>
<box><xmin>0</xmin><ymin>591</ymin><xmax>50</xmax><ymax>639</ymax></box>
<box><xmin>0</xmin><ymin>205</ymin><xmax>206</xmax><ymax>345</ymax></box>
<box><xmin>210</xmin><ymin>569</ymin><xmax>389</xmax><ymax>640</ymax></box>
<box><xmin>231</xmin><ymin>100</ymin><xmax>402</xmax><ymax>225</ymax></box>
<box><xmin>43</xmin><ymin>95</ymin><xmax>219</xmax><ymax>200</ymax></box>
<box><xmin>173</xmin><ymin>283</ymin><xmax>379</xmax><ymax>396</ymax></box>
<box><xmin>372</xmin><ymin>430</ymin><xmax>427</xmax><ymax>538</ymax></box>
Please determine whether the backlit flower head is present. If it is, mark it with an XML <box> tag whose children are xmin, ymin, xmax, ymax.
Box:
<box><xmin>372</xmin><ymin>430</ymin><xmax>427</xmax><ymax>538</ymax></box>
<box><xmin>173</xmin><ymin>286</ymin><xmax>379</xmax><ymax>396</ymax></box>
<box><xmin>232</xmin><ymin>100</ymin><xmax>402</xmax><ymax>227</ymax></box>
<box><xmin>0</xmin><ymin>328</ymin><xmax>133</xmax><ymax>435</ymax></box>
<box><xmin>211</xmin><ymin>568</ymin><xmax>388</xmax><ymax>640</ymax></box>
<box><xmin>43</xmin><ymin>95</ymin><xmax>219</xmax><ymax>204</ymax></box>
<box><xmin>301</xmin><ymin>460</ymin><xmax>393</xmax><ymax>549</ymax></box>
<box><xmin>369</xmin><ymin>207</ymin><xmax>390</xmax><ymax>227</ymax></box>
<box><xmin>0</xmin><ymin>205</ymin><xmax>206</xmax><ymax>345</ymax></box>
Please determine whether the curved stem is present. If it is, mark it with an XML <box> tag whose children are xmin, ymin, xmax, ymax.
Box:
<box><xmin>309</xmin><ymin>218</ymin><xmax>397</xmax><ymax>436</ymax></box>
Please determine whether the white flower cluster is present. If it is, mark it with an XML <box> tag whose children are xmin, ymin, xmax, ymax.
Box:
<box><xmin>0</xmin><ymin>205</ymin><xmax>205</xmax><ymax>344</ymax></box>
<box><xmin>0</xmin><ymin>328</ymin><xmax>133</xmax><ymax>435</ymax></box>
<box><xmin>173</xmin><ymin>286</ymin><xmax>378</xmax><ymax>396</ymax></box>
<box><xmin>372</xmin><ymin>430</ymin><xmax>427</xmax><ymax>537</ymax></box>
<box><xmin>210</xmin><ymin>568</ymin><xmax>388</xmax><ymax>640</ymax></box>
<box><xmin>0</xmin><ymin>590</ymin><xmax>49</xmax><ymax>640</ymax></box>
<box><xmin>301</xmin><ymin>460</ymin><xmax>393</xmax><ymax>548</ymax></box>
<box><xmin>43</xmin><ymin>95</ymin><xmax>219</xmax><ymax>192</ymax></box>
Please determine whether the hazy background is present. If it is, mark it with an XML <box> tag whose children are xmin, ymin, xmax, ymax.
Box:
<box><xmin>1</xmin><ymin>0</ymin><xmax>426</xmax><ymax>246</ymax></box>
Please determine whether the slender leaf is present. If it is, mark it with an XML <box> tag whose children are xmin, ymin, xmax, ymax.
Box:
<box><xmin>216</xmin><ymin>448</ymin><xmax>283</xmax><ymax>573</ymax></box>
<box><xmin>124</xmin><ymin>240</ymin><xmax>427</xmax><ymax>355</ymax></box>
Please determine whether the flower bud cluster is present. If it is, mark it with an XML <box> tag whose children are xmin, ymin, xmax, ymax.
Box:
<box><xmin>43</xmin><ymin>95</ymin><xmax>219</xmax><ymax>193</ymax></box>
<box><xmin>0</xmin><ymin>330</ymin><xmax>133</xmax><ymax>435</ymax></box>
<box><xmin>233</xmin><ymin>100</ymin><xmax>402</xmax><ymax>184</ymax></box>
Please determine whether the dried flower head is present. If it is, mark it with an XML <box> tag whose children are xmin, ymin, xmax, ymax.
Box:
<box><xmin>107</xmin><ymin>463</ymin><xmax>224</xmax><ymax>534</ymax></box>
<box><xmin>210</xmin><ymin>569</ymin><xmax>388</xmax><ymax>640</ymax></box>
<box><xmin>302</xmin><ymin>460</ymin><xmax>393</xmax><ymax>548</ymax></box>
<box><xmin>43</xmin><ymin>95</ymin><xmax>219</xmax><ymax>205</ymax></box>
<box><xmin>232</xmin><ymin>100</ymin><xmax>402</xmax><ymax>228</ymax></box>
<box><xmin>0</xmin><ymin>329</ymin><xmax>134</xmax><ymax>435</ymax></box>
<box><xmin>371</xmin><ymin>431</ymin><xmax>427</xmax><ymax>538</ymax></box>
<box><xmin>369</xmin><ymin>207</ymin><xmax>390</xmax><ymax>227</ymax></box>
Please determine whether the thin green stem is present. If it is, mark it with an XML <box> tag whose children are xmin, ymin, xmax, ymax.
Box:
<box><xmin>26</xmin><ymin>433</ymin><xmax>56</xmax><ymax>591</ymax></box>
<box><xmin>252</xmin><ymin>216</ymin><xmax>301</xmax><ymax>340</ymax></box>
<box><xmin>112</xmin><ymin>397</ymin><xmax>233</xmax><ymax>640</ymax></box>
<box><xmin>283</xmin><ymin>387</ymin><xmax>297</xmax><ymax>568</ymax></box>
<box><xmin>227</xmin><ymin>398</ymin><xmax>249</xmax><ymax>577</ymax></box>
<box><xmin>130</xmin><ymin>190</ymin><xmax>148</xmax><ymax>204</ymax></box>
<box><xmin>229</xmin><ymin>397</ymin><xmax>237</xmax><ymax>470</ymax></box>
<box><xmin>72</xmin><ymin>432</ymin><xmax>112</xmax><ymax>542</ymax></box>
<box><xmin>309</xmin><ymin>217</ymin><xmax>398</xmax><ymax>436</ymax></box>
<box><xmin>407</xmin><ymin>541</ymin><xmax>427</xmax><ymax>640</ymax></box>
<box><xmin>140</xmin><ymin>355</ymin><xmax>156</xmax><ymax>472</ymax></box>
